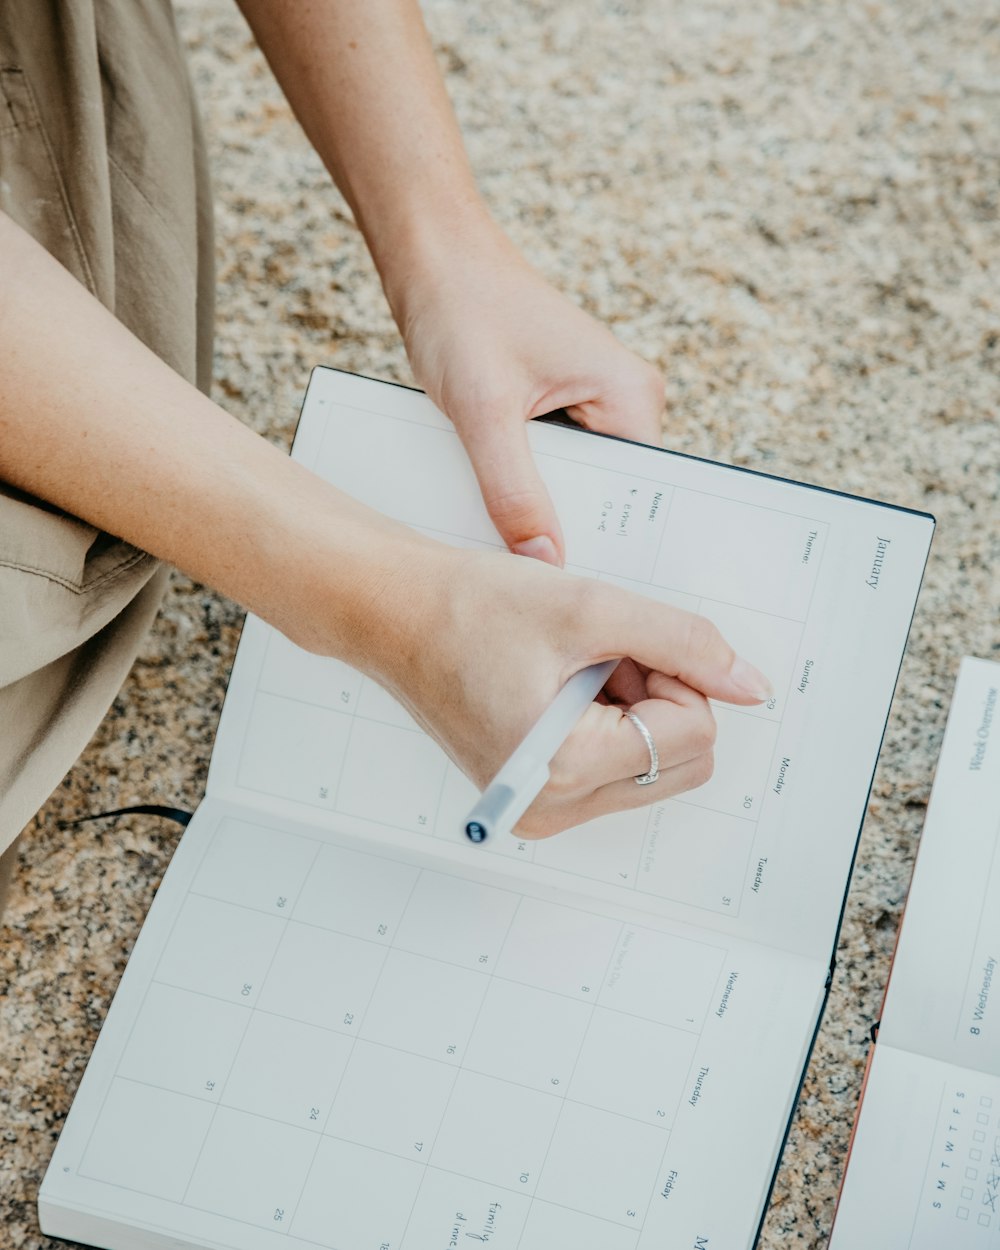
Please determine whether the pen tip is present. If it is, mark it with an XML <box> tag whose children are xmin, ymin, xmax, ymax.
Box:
<box><xmin>465</xmin><ymin>821</ymin><xmax>488</xmax><ymax>843</ymax></box>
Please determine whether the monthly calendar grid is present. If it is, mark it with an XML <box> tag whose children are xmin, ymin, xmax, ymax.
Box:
<box><xmin>76</xmin><ymin>814</ymin><xmax>724</xmax><ymax>1248</ymax></box>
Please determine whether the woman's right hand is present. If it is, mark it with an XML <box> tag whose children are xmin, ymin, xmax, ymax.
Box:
<box><xmin>300</xmin><ymin>534</ymin><xmax>772</xmax><ymax>840</ymax></box>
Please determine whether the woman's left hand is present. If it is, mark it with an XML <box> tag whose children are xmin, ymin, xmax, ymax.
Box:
<box><xmin>388</xmin><ymin>215</ymin><xmax>666</xmax><ymax>566</ymax></box>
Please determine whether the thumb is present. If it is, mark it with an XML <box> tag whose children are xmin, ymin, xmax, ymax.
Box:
<box><xmin>611</xmin><ymin>595</ymin><xmax>773</xmax><ymax>706</ymax></box>
<box><xmin>457</xmin><ymin>410</ymin><xmax>565</xmax><ymax>566</ymax></box>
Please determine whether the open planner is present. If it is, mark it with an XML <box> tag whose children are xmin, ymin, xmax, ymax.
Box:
<box><xmin>39</xmin><ymin>368</ymin><xmax>934</xmax><ymax>1250</ymax></box>
<box><xmin>831</xmin><ymin>656</ymin><xmax>1000</xmax><ymax>1249</ymax></box>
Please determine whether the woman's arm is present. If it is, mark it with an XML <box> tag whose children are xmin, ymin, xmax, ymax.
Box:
<box><xmin>0</xmin><ymin>213</ymin><xmax>417</xmax><ymax>671</ymax></box>
<box><xmin>235</xmin><ymin>0</ymin><xmax>667</xmax><ymax>567</ymax></box>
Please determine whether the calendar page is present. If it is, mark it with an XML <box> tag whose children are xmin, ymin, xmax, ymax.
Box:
<box><xmin>830</xmin><ymin>658</ymin><xmax>1000</xmax><ymax>1249</ymax></box>
<box><xmin>207</xmin><ymin>368</ymin><xmax>933</xmax><ymax>961</ymax></box>
<box><xmin>877</xmin><ymin>657</ymin><xmax>1000</xmax><ymax>1073</ymax></box>
<box><xmin>39</xmin><ymin>796</ymin><xmax>825</xmax><ymax>1250</ymax></box>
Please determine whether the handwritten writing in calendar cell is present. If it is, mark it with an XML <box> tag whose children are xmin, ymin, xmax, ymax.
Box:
<box><xmin>400</xmin><ymin>1169</ymin><xmax>531</xmax><ymax>1250</ymax></box>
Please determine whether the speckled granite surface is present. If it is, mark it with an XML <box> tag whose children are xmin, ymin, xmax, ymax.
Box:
<box><xmin>2</xmin><ymin>1</ymin><xmax>998</xmax><ymax>1246</ymax></box>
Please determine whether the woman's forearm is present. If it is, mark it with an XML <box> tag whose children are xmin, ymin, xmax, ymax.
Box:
<box><xmin>234</xmin><ymin>0</ymin><xmax>492</xmax><ymax>312</ymax></box>
<box><xmin>0</xmin><ymin>212</ymin><xmax>439</xmax><ymax>669</ymax></box>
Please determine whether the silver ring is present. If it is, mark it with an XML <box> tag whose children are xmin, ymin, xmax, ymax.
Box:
<box><xmin>624</xmin><ymin>710</ymin><xmax>660</xmax><ymax>785</ymax></box>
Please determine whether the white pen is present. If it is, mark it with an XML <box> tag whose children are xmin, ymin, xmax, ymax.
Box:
<box><xmin>463</xmin><ymin>659</ymin><xmax>620</xmax><ymax>843</ymax></box>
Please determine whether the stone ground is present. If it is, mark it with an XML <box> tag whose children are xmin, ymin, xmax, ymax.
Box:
<box><xmin>2</xmin><ymin>1</ymin><xmax>998</xmax><ymax>1246</ymax></box>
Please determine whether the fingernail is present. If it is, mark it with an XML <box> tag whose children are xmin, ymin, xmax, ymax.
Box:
<box><xmin>729</xmin><ymin>655</ymin><xmax>773</xmax><ymax>702</ymax></box>
<box><xmin>512</xmin><ymin>535</ymin><xmax>561</xmax><ymax>566</ymax></box>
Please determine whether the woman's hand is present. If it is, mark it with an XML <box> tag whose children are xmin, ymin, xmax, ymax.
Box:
<box><xmin>367</xmin><ymin>213</ymin><xmax>770</xmax><ymax>839</ymax></box>
<box><xmin>387</xmin><ymin>216</ymin><xmax>665</xmax><ymax>567</ymax></box>
<box><xmin>339</xmin><ymin>535</ymin><xmax>771</xmax><ymax>839</ymax></box>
